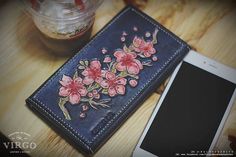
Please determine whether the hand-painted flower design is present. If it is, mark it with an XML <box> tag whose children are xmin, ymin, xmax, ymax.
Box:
<box><xmin>58</xmin><ymin>28</ymin><xmax>159</xmax><ymax>120</ymax></box>
<box><xmin>59</xmin><ymin>75</ymin><xmax>87</xmax><ymax>104</ymax></box>
<box><xmin>82</xmin><ymin>60</ymin><xmax>103</xmax><ymax>85</ymax></box>
<box><xmin>114</xmin><ymin>50</ymin><xmax>143</xmax><ymax>75</ymax></box>
<box><xmin>132</xmin><ymin>36</ymin><xmax>156</xmax><ymax>57</ymax></box>
<box><xmin>100</xmin><ymin>71</ymin><xmax>127</xmax><ymax>97</ymax></box>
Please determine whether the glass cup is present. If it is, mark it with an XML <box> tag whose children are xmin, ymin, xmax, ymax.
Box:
<box><xmin>23</xmin><ymin>0</ymin><xmax>103</xmax><ymax>56</ymax></box>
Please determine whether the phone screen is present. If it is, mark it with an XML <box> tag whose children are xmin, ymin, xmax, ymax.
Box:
<box><xmin>140</xmin><ymin>62</ymin><xmax>235</xmax><ymax>156</ymax></box>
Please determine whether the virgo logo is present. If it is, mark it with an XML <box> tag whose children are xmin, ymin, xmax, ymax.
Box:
<box><xmin>3</xmin><ymin>132</ymin><xmax>37</xmax><ymax>154</ymax></box>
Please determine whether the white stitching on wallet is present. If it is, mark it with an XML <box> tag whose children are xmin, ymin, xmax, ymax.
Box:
<box><xmin>28</xmin><ymin>99</ymin><xmax>93</xmax><ymax>153</ymax></box>
<box><xmin>31</xmin><ymin>7</ymin><xmax>190</xmax><ymax>149</ymax></box>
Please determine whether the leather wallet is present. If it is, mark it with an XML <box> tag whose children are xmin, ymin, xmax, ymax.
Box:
<box><xmin>26</xmin><ymin>5</ymin><xmax>191</xmax><ymax>154</ymax></box>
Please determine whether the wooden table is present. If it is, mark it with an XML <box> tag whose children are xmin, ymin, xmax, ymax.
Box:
<box><xmin>0</xmin><ymin>0</ymin><xmax>236</xmax><ymax>156</ymax></box>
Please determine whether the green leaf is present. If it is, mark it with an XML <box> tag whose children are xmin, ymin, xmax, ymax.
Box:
<box><xmin>129</xmin><ymin>45</ymin><xmax>134</xmax><ymax>51</ymax></box>
<box><xmin>137</xmin><ymin>53</ymin><xmax>146</xmax><ymax>58</ymax></box>
<box><xmin>78</xmin><ymin>65</ymin><xmax>85</xmax><ymax>69</ymax></box>
<box><xmin>111</xmin><ymin>63</ymin><xmax>117</xmax><ymax>73</ymax></box>
<box><xmin>80</xmin><ymin>98</ymin><xmax>89</xmax><ymax>102</ymax></box>
<box><xmin>152</xmin><ymin>28</ymin><xmax>158</xmax><ymax>44</ymax></box>
<box><xmin>73</xmin><ymin>71</ymin><xmax>78</xmax><ymax>79</ymax></box>
<box><xmin>79</xmin><ymin>60</ymin><xmax>85</xmax><ymax>66</ymax></box>
<box><xmin>119</xmin><ymin>71</ymin><xmax>127</xmax><ymax>77</ymax></box>
<box><xmin>93</xmin><ymin>83</ymin><xmax>100</xmax><ymax>89</ymax></box>
<box><xmin>123</xmin><ymin>44</ymin><xmax>129</xmax><ymax>52</ymax></box>
<box><xmin>98</xmin><ymin>98</ymin><xmax>111</xmax><ymax>103</ymax></box>
<box><xmin>101</xmin><ymin>88</ymin><xmax>108</xmax><ymax>94</ymax></box>
<box><xmin>89</xmin><ymin>102</ymin><xmax>98</xmax><ymax>110</ymax></box>
<box><xmin>87</xmin><ymin>83</ymin><xmax>100</xmax><ymax>92</ymax></box>
<box><xmin>111</xmin><ymin>68</ymin><xmax>116</xmax><ymax>73</ymax></box>
<box><xmin>85</xmin><ymin>60</ymin><xmax>89</xmax><ymax>66</ymax></box>
<box><xmin>61</xmin><ymin>97</ymin><xmax>69</xmax><ymax>102</ymax></box>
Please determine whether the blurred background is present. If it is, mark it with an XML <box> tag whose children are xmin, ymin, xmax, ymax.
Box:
<box><xmin>0</xmin><ymin>0</ymin><xmax>236</xmax><ymax>156</ymax></box>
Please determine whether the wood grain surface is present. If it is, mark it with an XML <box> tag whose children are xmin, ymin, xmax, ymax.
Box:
<box><xmin>0</xmin><ymin>0</ymin><xmax>236</xmax><ymax>156</ymax></box>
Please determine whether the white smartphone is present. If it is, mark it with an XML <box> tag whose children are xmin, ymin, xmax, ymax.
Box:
<box><xmin>133</xmin><ymin>50</ymin><xmax>236</xmax><ymax>157</ymax></box>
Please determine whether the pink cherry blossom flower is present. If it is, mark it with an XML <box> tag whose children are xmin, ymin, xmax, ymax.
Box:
<box><xmin>100</xmin><ymin>71</ymin><xmax>127</xmax><ymax>97</ymax></box>
<box><xmin>132</xmin><ymin>36</ymin><xmax>156</xmax><ymax>57</ymax></box>
<box><xmin>103</xmin><ymin>56</ymin><xmax>112</xmax><ymax>63</ymax></box>
<box><xmin>114</xmin><ymin>50</ymin><xmax>143</xmax><ymax>75</ymax></box>
<box><xmin>129</xmin><ymin>79</ymin><xmax>138</xmax><ymax>87</ymax></box>
<box><xmin>59</xmin><ymin>75</ymin><xmax>87</xmax><ymax>104</ymax></box>
<box><xmin>133</xmin><ymin>26</ymin><xmax>138</xmax><ymax>31</ymax></box>
<box><xmin>82</xmin><ymin>60</ymin><xmax>103</xmax><ymax>85</ymax></box>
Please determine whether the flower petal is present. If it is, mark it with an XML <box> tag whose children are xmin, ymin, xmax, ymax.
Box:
<box><xmin>95</xmin><ymin>77</ymin><xmax>103</xmax><ymax>83</ymax></box>
<box><xmin>59</xmin><ymin>87</ymin><xmax>70</xmax><ymax>97</ymax></box>
<box><xmin>106</xmin><ymin>71</ymin><xmax>116</xmax><ymax>80</ymax></box>
<box><xmin>74</xmin><ymin>77</ymin><xmax>83</xmax><ymax>84</ymax></box>
<box><xmin>115</xmin><ymin>85</ymin><xmax>125</xmax><ymax>95</ymax></box>
<box><xmin>115</xmin><ymin>77</ymin><xmax>127</xmax><ymax>85</ymax></box>
<box><xmin>69</xmin><ymin>93</ymin><xmax>80</xmax><ymax>104</ymax></box>
<box><xmin>108</xmin><ymin>86</ymin><xmax>117</xmax><ymax>97</ymax></box>
<box><xmin>144</xmin><ymin>51</ymin><xmax>152</xmax><ymax>57</ymax></box>
<box><xmin>133</xmin><ymin>59</ymin><xmax>143</xmax><ymax>70</ymax></box>
<box><xmin>127</xmin><ymin>63</ymin><xmax>140</xmax><ymax>75</ymax></box>
<box><xmin>83</xmin><ymin>76</ymin><xmax>94</xmax><ymax>85</ymax></box>
<box><xmin>150</xmin><ymin>47</ymin><xmax>156</xmax><ymax>54</ymax></box>
<box><xmin>133</xmin><ymin>36</ymin><xmax>142</xmax><ymax>47</ymax></box>
<box><xmin>127</xmin><ymin>52</ymin><xmax>137</xmax><ymax>59</ymax></box>
<box><xmin>140</xmin><ymin>39</ymin><xmax>146</xmax><ymax>47</ymax></box>
<box><xmin>82</xmin><ymin>68</ymin><xmax>89</xmax><ymax>76</ymax></box>
<box><xmin>78</xmin><ymin>87</ymin><xmax>87</xmax><ymax>96</ymax></box>
<box><xmin>90</xmin><ymin>60</ymin><xmax>101</xmax><ymax>69</ymax></box>
<box><xmin>101</xmin><ymin>70</ymin><xmax>108</xmax><ymax>77</ymax></box>
<box><xmin>60</xmin><ymin>75</ymin><xmax>72</xmax><ymax>87</ymax></box>
<box><xmin>116</xmin><ymin>62</ymin><xmax>126</xmax><ymax>72</ymax></box>
<box><xmin>100</xmin><ymin>80</ymin><xmax>109</xmax><ymax>88</ymax></box>
<box><xmin>62</xmin><ymin>75</ymin><xmax>72</xmax><ymax>82</ymax></box>
<box><xmin>146</xmin><ymin>42</ymin><xmax>156</xmax><ymax>55</ymax></box>
<box><xmin>114</xmin><ymin>50</ymin><xmax>125</xmax><ymax>62</ymax></box>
